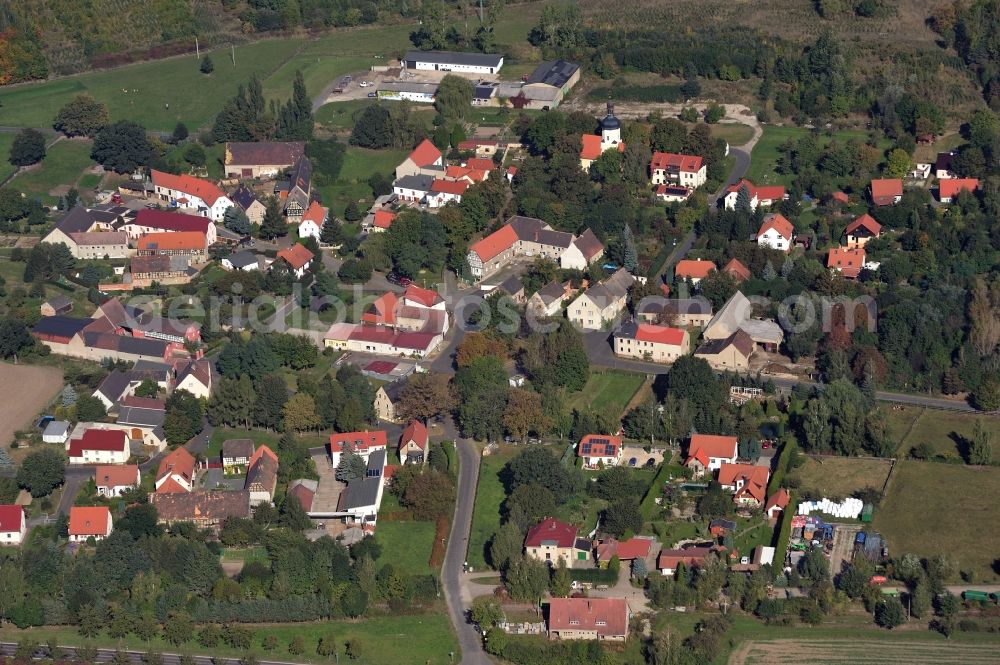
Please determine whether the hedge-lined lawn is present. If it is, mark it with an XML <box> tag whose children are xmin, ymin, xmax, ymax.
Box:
<box><xmin>467</xmin><ymin>445</ymin><xmax>519</xmax><ymax>570</ymax></box>
<box><xmin>375</xmin><ymin>519</ymin><xmax>438</xmax><ymax>575</ymax></box>
<box><xmin>316</xmin><ymin>146</ymin><xmax>409</xmax><ymax>218</ymax></box>
<box><xmin>568</xmin><ymin>370</ymin><xmax>647</xmax><ymax>420</ymax></box>
<box><xmin>1</xmin><ymin>613</ymin><xmax>459</xmax><ymax>665</ymax></box>
<box><xmin>884</xmin><ymin>405</ymin><xmax>1000</xmax><ymax>460</ymax></box>
<box><xmin>8</xmin><ymin>139</ymin><xmax>95</xmax><ymax>204</ymax></box>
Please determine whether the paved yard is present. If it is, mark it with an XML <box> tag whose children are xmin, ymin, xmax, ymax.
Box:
<box><xmin>199</xmin><ymin>468</ymin><xmax>245</xmax><ymax>491</ymax></box>
<box><xmin>310</xmin><ymin>450</ymin><xmax>347</xmax><ymax>514</ymax></box>
<box><xmin>619</xmin><ymin>446</ymin><xmax>663</xmax><ymax>468</ymax></box>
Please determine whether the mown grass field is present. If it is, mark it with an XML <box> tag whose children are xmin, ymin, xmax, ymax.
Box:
<box><xmin>792</xmin><ymin>455</ymin><xmax>893</xmax><ymax>498</ymax></box>
<box><xmin>709</xmin><ymin>122</ymin><xmax>755</xmax><ymax>146</ymax></box>
<box><xmin>0</xmin><ymin>613</ymin><xmax>459</xmax><ymax>665</ymax></box>
<box><xmin>317</xmin><ymin>146</ymin><xmax>409</xmax><ymax>218</ymax></box>
<box><xmin>374</xmin><ymin>518</ymin><xmax>438</xmax><ymax>575</ymax></box>
<box><xmin>467</xmin><ymin>445</ymin><xmax>519</xmax><ymax>570</ymax></box>
<box><xmin>874</xmin><ymin>460</ymin><xmax>1000</xmax><ymax>581</ymax></box>
<box><xmin>746</xmin><ymin>126</ymin><xmax>873</xmax><ymax>187</ymax></box>
<box><xmin>8</xmin><ymin>139</ymin><xmax>95</xmax><ymax>204</ymax></box>
<box><xmin>884</xmin><ymin>405</ymin><xmax>1000</xmax><ymax>460</ymax></box>
<box><xmin>568</xmin><ymin>370</ymin><xmax>647</xmax><ymax>420</ymax></box>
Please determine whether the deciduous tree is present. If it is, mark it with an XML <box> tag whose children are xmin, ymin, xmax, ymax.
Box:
<box><xmin>9</xmin><ymin>128</ymin><xmax>45</xmax><ymax>167</ymax></box>
<box><xmin>53</xmin><ymin>94</ymin><xmax>109</xmax><ymax>137</ymax></box>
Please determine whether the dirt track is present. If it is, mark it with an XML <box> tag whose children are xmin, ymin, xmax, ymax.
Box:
<box><xmin>728</xmin><ymin>638</ymin><xmax>1000</xmax><ymax>665</ymax></box>
<box><xmin>0</xmin><ymin>362</ymin><xmax>63</xmax><ymax>447</ymax></box>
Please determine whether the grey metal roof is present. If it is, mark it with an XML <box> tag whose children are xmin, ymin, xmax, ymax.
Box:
<box><xmin>366</xmin><ymin>449</ymin><xmax>386</xmax><ymax>474</ymax></box>
<box><xmin>497</xmin><ymin>275</ymin><xmax>524</xmax><ymax>296</ymax></box>
<box><xmin>32</xmin><ymin>315</ymin><xmax>91</xmax><ymax>339</ymax></box>
<box><xmin>45</xmin><ymin>295</ymin><xmax>73</xmax><ymax>311</ymax></box>
<box><xmin>381</xmin><ymin>380</ymin><xmax>407</xmax><ymax>402</ymax></box>
<box><xmin>526</xmin><ymin>60</ymin><xmax>579</xmax><ymax>88</ymax></box>
<box><xmin>394</xmin><ymin>174</ymin><xmax>435</xmax><ymax>191</ymax></box>
<box><xmin>117</xmin><ymin>406</ymin><xmax>166</xmax><ymax>428</ymax></box>
<box><xmin>95</xmin><ymin>370</ymin><xmax>132</xmax><ymax>402</ymax></box>
<box><xmin>226</xmin><ymin>251</ymin><xmax>259</xmax><ymax>269</ymax></box>
<box><xmin>43</xmin><ymin>420</ymin><xmax>70</xmax><ymax>437</ymax></box>
<box><xmin>339</xmin><ymin>477</ymin><xmax>381</xmax><ymax>510</ymax></box>
<box><xmin>535</xmin><ymin>281</ymin><xmax>567</xmax><ymax>305</ymax></box>
<box><xmin>404</xmin><ymin>50</ymin><xmax>503</xmax><ymax>68</ymax></box>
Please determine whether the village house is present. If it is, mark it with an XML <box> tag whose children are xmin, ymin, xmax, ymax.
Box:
<box><xmin>939</xmin><ymin>178</ymin><xmax>979</xmax><ymax>203</ymax></box>
<box><xmin>755</xmin><ymin>213</ymin><xmax>794</xmax><ymax>252</ymax></box>
<box><xmin>637</xmin><ymin>298</ymin><xmax>713</xmax><ymax>328</ymax></box>
<box><xmin>577</xmin><ymin>434</ymin><xmax>623</xmax><ymax>469</ymax></box>
<box><xmin>95</xmin><ymin>465</ymin><xmax>140</xmax><ymax>498</ymax></box>
<box><xmin>369</xmin><ymin>209</ymin><xmax>396</xmax><ymax>233</ymax></box>
<box><xmin>136</xmin><ymin>231</ymin><xmax>208</xmax><ymax>265</ymax></box>
<box><xmin>684</xmin><ymin>434</ymin><xmax>738</xmax><ymax>478</ymax></box>
<box><xmin>40</xmin><ymin>295</ymin><xmax>73</xmax><ymax>317</ymax></box>
<box><xmin>722</xmin><ymin>258</ymin><xmax>752</xmax><ymax>283</ymax></box>
<box><xmin>694</xmin><ymin>328</ymin><xmax>754</xmax><ymax>372</ymax></box>
<box><xmin>277</xmin><ymin>156</ymin><xmax>313</xmax><ymax>223</ymax></box>
<box><xmin>718</xmin><ymin>463</ymin><xmax>770</xmax><ymax>507</ymax></box>
<box><xmin>428</xmin><ymin>178</ymin><xmax>469</xmax><ymax>207</ymax></box>
<box><xmin>701</xmin><ymin>291</ymin><xmax>783</xmax><ymax>353</ymax></box>
<box><xmin>225</xmin><ymin>141</ymin><xmax>306</xmax><ymax>178</ymax></box>
<box><xmin>275</xmin><ymin>243</ymin><xmax>314</xmax><ymax>278</ymax></box>
<box><xmin>335</xmin><ymin>449</ymin><xmax>387</xmax><ymax>526</ymax></box>
<box><xmin>151</xmin><ymin>170</ymin><xmax>233</xmax><ymax>222</ymax></box>
<box><xmin>844</xmin><ymin>214</ymin><xmax>881</xmax><ymax>248</ymax></box>
<box><xmin>120</xmin><ymin>209</ymin><xmax>217</xmax><ymax>245</ymax></box>
<box><xmin>658</xmin><ymin>546</ymin><xmax>713</xmax><ymax>576</ymax></box>
<box><xmin>287</xmin><ymin>479</ymin><xmax>318</xmax><ymax>514</ymax></box>
<box><xmin>466</xmin><ymin>216</ymin><xmax>604</xmax><ymax>280</ymax></box>
<box><xmin>524</xmin><ymin>517</ymin><xmax>592</xmax><ymax>567</ymax></box>
<box><xmin>0</xmin><ymin>505</ymin><xmax>27</xmax><ymax>545</ymax></box>
<box><xmin>594</xmin><ymin>536</ymin><xmax>655</xmax><ymax>568</ymax></box>
<box><xmin>399</xmin><ymin>419</ymin><xmax>429</xmax><ymax>465</ymax></box>
<box><xmin>93</xmin><ymin>370</ymin><xmax>134</xmax><ymax>411</ymax></box>
<box><xmin>723</xmin><ymin>179</ymin><xmax>787</xmax><ymax>210</ymax></box>
<box><xmin>222</xmin><ymin>439</ymin><xmax>254</xmax><ymax>471</ymax></box>
<box><xmin>547</xmin><ymin>598</ymin><xmax>630</xmax><ymax>642</ymax></box>
<box><xmin>374</xmin><ymin>381</ymin><xmax>406</xmax><ymax>423</ymax></box>
<box><xmin>324</xmin><ymin>324</ymin><xmax>442</xmax><ymax>358</ymax></box>
<box><xmin>649</xmin><ymin>152</ymin><xmax>706</xmax><ymax>188</ymax></box>
<box><xmin>579</xmin><ymin>102</ymin><xmax>624</xmax><ymax>171</ymax></box>
<box><xmin>521</xmin><ymin>60</ymin><xmax>580</xmax><ymax>108</ymax></box>
<box><xmin>393</xmin><ymin>174</ymin><xmax>436</xmax><ymax>204</ymax></box>
<box><xmin>63</xmin><ymin>231</ymin><xmax>130</xmax><ymax>260</ymax></box>
<box><xmin>230</xmin><ymin>184</ymin><xmax>267</xmax><ymax>225</ymax></box>
<box><xmin>528</xmin><ymin>280</ymin><xmax>575</xmax><ymax>318</ymax></box>
<box><xmin>489</xmin><ymin>274</ymin><xmax>526</xmax><ymax>304</ymax></box>
<box><xmin>42</xmin><ymin>420</ymin><xmax>70</xmax><ymax>445</ymax></box>
<box><xmin>566</xmin><ymin>268</ymin><xmax>635</xmax><ymax>330</ymax></box>
<box><xmin>674</xmin><ymin>258</ymin><xmax>716</xmax><ymax>285</ymax></box>
<box><xmin>129</xmin><ymin>255</ymin><xmax>192</xmax><ymax>283</ymax></box>
<box><xmin>175</xmin><ymin>359</ymin><xmax>212</xmax><ymax>400</ymax></box>
<box><xmin>329</xmin><ymin>430</ymin><xmax>388</xmax><ymax>467</ymax></box>
<box><xmin>403</xmin><ymin>50</ymin><xmax>503</xmax><ymax>74</ymax></box>
<box><xmin>298</xmin><ymin>201</ymin><xmax>328</xmax><ymax>240</ymax></box>
<box><xmin>221</xmin><ymin>251</ymin><xmax>260</xmax><ymax>272</ymax></box>
<box><xmin>935</xmin><ymin>151</ymin><xmax>956</xmax><ymax>179</ymax></box>
<box><xmin>155</xmin><ymin>446</ymin><xmax>196</xmax><ymax>493</ymax></box>
<box><xmin>245</xmin><ymin>445</ymin><xmax>279</xmax><ymax>506</ymax></box>
<box><xmin>613</xmin><ymin>321</ymin><xmax>689</xmax><ymax>364</ymax></box>
<box><xmin>827</xmin><ymin>247</ymin><xmax>866</xmax><ymax>279</ymax></box>
<box><xmin>69</xmin><ymin>506</ymin><xmax>113</xmax><ymax>543</ymax></box>
<box><xmin>150</xmin><ymin>491</ymin><xmax>251</xmax><ymax>529</ymax></box>
<box><xmin>395</xmin><ymin>139</ymin><xmax>444</xmax><ymax>180</ymax></box>
<box><xmin>765</xmin><ymin>488</ymin><xmax>791</xmax><ymax>520</ymax></box>
<box><xmin>42</xmin><ymin>207</ymin><xmax>132</xmax><ymax>259</ymax></box>
<box><xmin>67</xmin><ymin>428</ymin><xmax>129</xmax><ymax>465</ymax></box>
<box><xmin>870</xmin><ymin>178</ymin><xmax>903</xmax><ymax>206</ymax></box>
<box><xmin>655</xmin><ymin>183</ymin><xmax>694</xmax><ymax>203</ymax></box>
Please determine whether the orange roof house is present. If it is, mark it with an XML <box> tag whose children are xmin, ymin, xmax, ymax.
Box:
<box><xmin>469</xmin><ymin>224</ymin><xmax>519</xmax><ymax>263</ymax></box>
<box><xmin>156</xmin><ymin>447</ymin><xmax>196</xmax><ymax>493</ymax></box>
<box><xmin>373</xmin><ymin>210</ymin><xmax>396</xmax><ymax>230</ymax></box>
<box><xmin>95</xmin><ymin>465</ymin><xmax>140</xmax><ymax>494</ymax></box>
<box><xmin>843</xmin><ymin>214</ymin><xmax>881</xmax><ymax>248</ymax></box>
<box><xmin>675</xmin><ymin>259</ymin><xmax>716</xmax><ymax>282</ymax></box>
<box><xmin>717</xmin><ymin>463</ymin><xmax>770</xmax><ymax>506</ymax></box>
<box><xmin>722</xmin><ymin>258</ymin><xmax>751</xmax><ymax>282</ymax></box>
<box><xmin>548</xmin><ymin>598</ymin><xmax>629</xmax><ymax>641</ymax></box>
<box><xmin>137</xmin><ymin>231</ymin><xmax>207</xmax><ymax>252</ymax></box>
<box><xmin>685</xmin><ymin>434</ymin><xmax>738</xmax><ymax>476</ymax></box>
<box><xmin>580</xmin><ymin>134</ymin><xmax>625</xmax><ymax>162</ymax></box>
<box><xmin>634</xmin><ymin>324</ymin><xmax>687</xmax><ymax>346</ymax></box>
<box><xmin>277</xmin><ymin>243</ymin><xmax>314</xmax><ymax>271</ymax></box>
<box><xmin>431</xmin><ymin>179</ymin><xmax>470</xmax><ymax>195</ymax></box>
<box><xmin>151</xmin><ymin>170</ymin><xmax>227</xmax><ymax>206</ymax></box>
<box><xmin>765</xmin><ymin>487</ymin><xmax>791</xmax><ymax>519</ymax></box>
<box><xmin>827</xmin><ymin>247</ymin><xmax>866</xmax><ymax>279</ymax></box>
<box><xmin>69</xmin><ymin>506</ymin><xmax>112</xmax><ymax>541</ymax></box>
<box><xmin>407</xmin><ymin>139</ymin><xmax>443</xmax><ymax>168</ymax></box>
<box><xmin>870</xmin><ymin>178</ymin><xmax>903</xmax><ymax>206</ymax></box>
<box><xmin>938</xmin><ymin>178</ymin><xmax>979</xmax><ymax>203</ymax></box>
<box><xmin>755</xmin><ymin>213</ymin><xmax>794</xmax><ymax>252</ymax></box>
<box><xmin>362</xmin><ymin>292</ymin><xmax>399</xmax><ymax>326</ymax></box>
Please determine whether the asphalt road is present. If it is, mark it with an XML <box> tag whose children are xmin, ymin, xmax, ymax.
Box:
<box><xmin>440</xmin><ymin>436</ymin><xmax>491</xmax><ymax>665</ymax></box>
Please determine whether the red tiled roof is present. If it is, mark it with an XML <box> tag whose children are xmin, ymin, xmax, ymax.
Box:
<box><xmin>248</xmin><ymin>444</ymin><xmax>278</xmax><ymax>468</ymax></box>
<box><xmin>392</xmin><ymin>331</ymin><xmax>438</xmax><ymax>351</ymax></box>
<box><xmin>465</xmin><ymin>158</ymin><xmax>495</xmax><ymax>172</ymax></box>
<box><xmin>687</xmin><ymin>434</ymin><xmax>737</xmax><ymax>462</ymax></box>
<box><xmin>844</xmin><ymin>213</ymin><xmax>881</xmax><ymax>237</ymax></box>
<box><xmin>831</xmin><ymin>191</ymin><xmax>850</xmax><ymax>204</ymax></box>
<box><xmin>596</xmin><ymin>536</ymin><xmax>655</xmax><ymax>562</ymax></box>
<box><xmin>365</xmin><ymin>360</ymin><xmax>398</xmax><ymax>375</ymax></box>
<box><xmin>470</xmin><ymin>224</ymin><xmax>519</xmax><ymax>262</ymax></box>
<box><xmin>373</xmin><ymin>210</ymin><xmax>396</xmax><ymax>229</ymax></box>
<box><xmin>95</xmin><ymin>465</ymin><xmax>140</xmax><ymax>489</ymax></box>
<box><xmin>445</xmin><ymin>165</ymin><xmax>488</xmax><ymax>182</ymax></box>
<box><xmin>658</xmin><ymin>546</ymin><xmax>712</xmax><ymax>571</ymax></box>
<box><xmin>404</xmin><ymin>284</ymin><xmax>443</xmax><ymax>308</ymax></box>
<box><xmin>726</xmin><ymin>179</ymin><xmax>786</xmax><ymax>202</ymax></box>
<box><xmin>431</xmin><ymin>179</ymin><xmax>469</xmax><ymax>195</ymax></box>
<box><xmin>157</xmin><ymin>447</ymin><xmax>195</xmax><ymax>490</ymax></box>
<box><xmin>765</xmin><ymin>487</ymin><xmax>791</xmax><ymax>514</ymax></box>
<box><xmin>408</xmin><ymin>139</ymin><xmax>442</xmax><ymax>168</ymax></box>
<box><xmin>939</xmin><ymin>178</ymin><xmax>979</xmax><ymax>201</ymax></box>
<box><xmin>137</xmin><ymin>231</ymin><xmax>207</xmax><ymax>252</ymax></box>
<box><xmin>288</xmin><ymin>480</ymin><xmax>315</xmax><ymax>512</ymax></box>
<box><xmin>151</xmin><ymin>170</ymin><xmax>227</xmax><ymax>206</ymax></box>
<box><xmin>548</xmin><ymin>598</ymin><xmax>628</xmax><ymax>638</ymax></box>
<box><xmin>675</xmin><ymin>259</ymin><xmax>716</xmax><ymax>280</ymax></box>
<box><xmin>133</xmin><ymin>209</ymin><xmax>211</xmax><ymax>234</ymax></box>
<box><xmin>301</xmin><ymin>201</ymin><xmax>328</xmax><ymax>225</ymax></box>
<box><xmin>580</xmin><ymin>134</ymin><xmax>604</xmax><ymax>161</ymax></box>
<box><xmin>0</xmin><ymin>504</ymin><xmax>24</xmax><ymax>533</ymax></box>
<box><xmin>757</xmin><ymin>213</ymin><xmax>793</xmax><ymax>241</ymax></box>
<box><xmin>349</xmin><ymin>324</ymin><xmax>396</xmax><ymax>344</ymax></box>
<box><xmin>718</xmin><ymin>462</ymin><xmax>770</xmax><ymax>501</ymax></box>
<box><xmin>870</xmin><ymin>178</ymin><xmax>902</xmax><ymax>199</ymax></box>
<box><xmin>524</xmin><ymin>517</ymin><xmax>578</xmax><ymax>549</ymax></box>
<box><xmin>69</xmin><ymin>506</ymin><xmax>111</xmax><ymax>537</ymax></box>
<box><xmin>277</xmin><ymin>243</ymin><xmax>314</xmax><ymax>270</ymax></box>
<box><xmin>578</xmin><ymin>434</ymin><xmax>622</xmax><ymax>459</ymax></box>
<box><xmin>635</xmin><ymin>324</ymin><xmax>686</xmax><ymax>346</ymax></box>
<box><xmin>401</xmin><ymin>419</ymin><xmax>429</xmax><ymax>451</ymax></box>
<box><xmin>329</xmin><ymin>430</ymin><xmax>388</xmax><ymax>454</ymax></box>
<box><xmin>68</xmin><ymin>429</ymin><xmax>128</xmax><ymax>458</ymax></box>
<box><xmin>362</xmin><ymin>292</ymin><xmax>399</xmax><ymax>326</ymax></box>
<box><xmin>723</xmin><ymin>258</ymin><xmax>751</xmax><ymax>282</ymax></box>
<box><xmin>827</xmin><ymin>247</ymin><xmax>865</xmax><ymax>278</ymax></box>
<box><xmin>650</xmin><ymin>151</ymin><xmax>703</xmax><ymax>173</ymax></box>
<box><xmin>156</xmin><ymin>476</ymin><xmax>189</xmax><ymax>493</ymax></box>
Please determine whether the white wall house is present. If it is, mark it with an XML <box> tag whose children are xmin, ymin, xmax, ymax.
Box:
<box><xmin>0</xmin><ymin>505</ymin><xmax>26</xmax><ymax>546</ymax></box>
<box><xmin>150</xmin><ymin>171</ymin><xmax>234</xmax><ymax>223</ymax></box>
<box><xmin>755</xmin><ymin>213</ymin><xmax>793</xmax><ymax>253</ymax></box>
<box><xmin>403</xmin><ymin>50</ymin><xmax>503</xmax><ymax>74</ymax></box>
<box><xmin>67</xmin><ymin>429</ymin><xmax>130</xmax><ymax>465</ymax></box>
<box><xmin>649</xmin><ymin>152</ymin><xmax>707</xmax><ymax>188</ymax></box>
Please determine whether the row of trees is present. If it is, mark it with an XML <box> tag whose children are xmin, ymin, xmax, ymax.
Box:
<box><xmin>213</xmin><ymin>72</ymin><xmax>313</xmax><ymax>143</ymax></box>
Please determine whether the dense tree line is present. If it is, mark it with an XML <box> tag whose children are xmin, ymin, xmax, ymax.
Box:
<box><xmin>213</xmin><ymin>72</ymin><xmax>313</xmax><ymax>143</ymax></box>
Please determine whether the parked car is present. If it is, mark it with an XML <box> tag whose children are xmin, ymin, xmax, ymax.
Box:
<box><xmin>398</xmin><ymin>276</ymin><xmax>413</xmax><ymax>287</ymax></box>
<box><xmin>644</xmin><ymin>458</ymin><xmax>656</xmax><ymax>468</ymax></box>
<box><xmin>367</xmin><ymin>92</ymin><xmax>377</xmax><ymax>98</ymax></box>
<box><xmin>628</xmin><ymin>457</ymin><xmax>637</xmax><ymax>467</ymax></box>
<box><xmin>359</xmin><ymin>81</ymin><xmax>370</xmax><ymax>87</ymax></box>
<box><xmin>387</xmin><ymin>272</ymin><xmax>402</xmax><ymax>285</ymax></box>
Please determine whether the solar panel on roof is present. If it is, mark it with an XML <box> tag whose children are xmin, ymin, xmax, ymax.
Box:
<box><xmin>582</xmin><ymin>443</ymin><xmax>591</xmax><ymax>454</ymax></box>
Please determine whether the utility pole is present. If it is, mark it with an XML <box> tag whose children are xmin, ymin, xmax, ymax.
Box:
<box><xmin>231</xmin><ymin>44</ymin><xmax>236</xmax><ymax>67</ymax></box>
<box><xmin>195</xmin><ymin>37</ymin><xmax>199</xmax><ymax>58</ymax></box>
